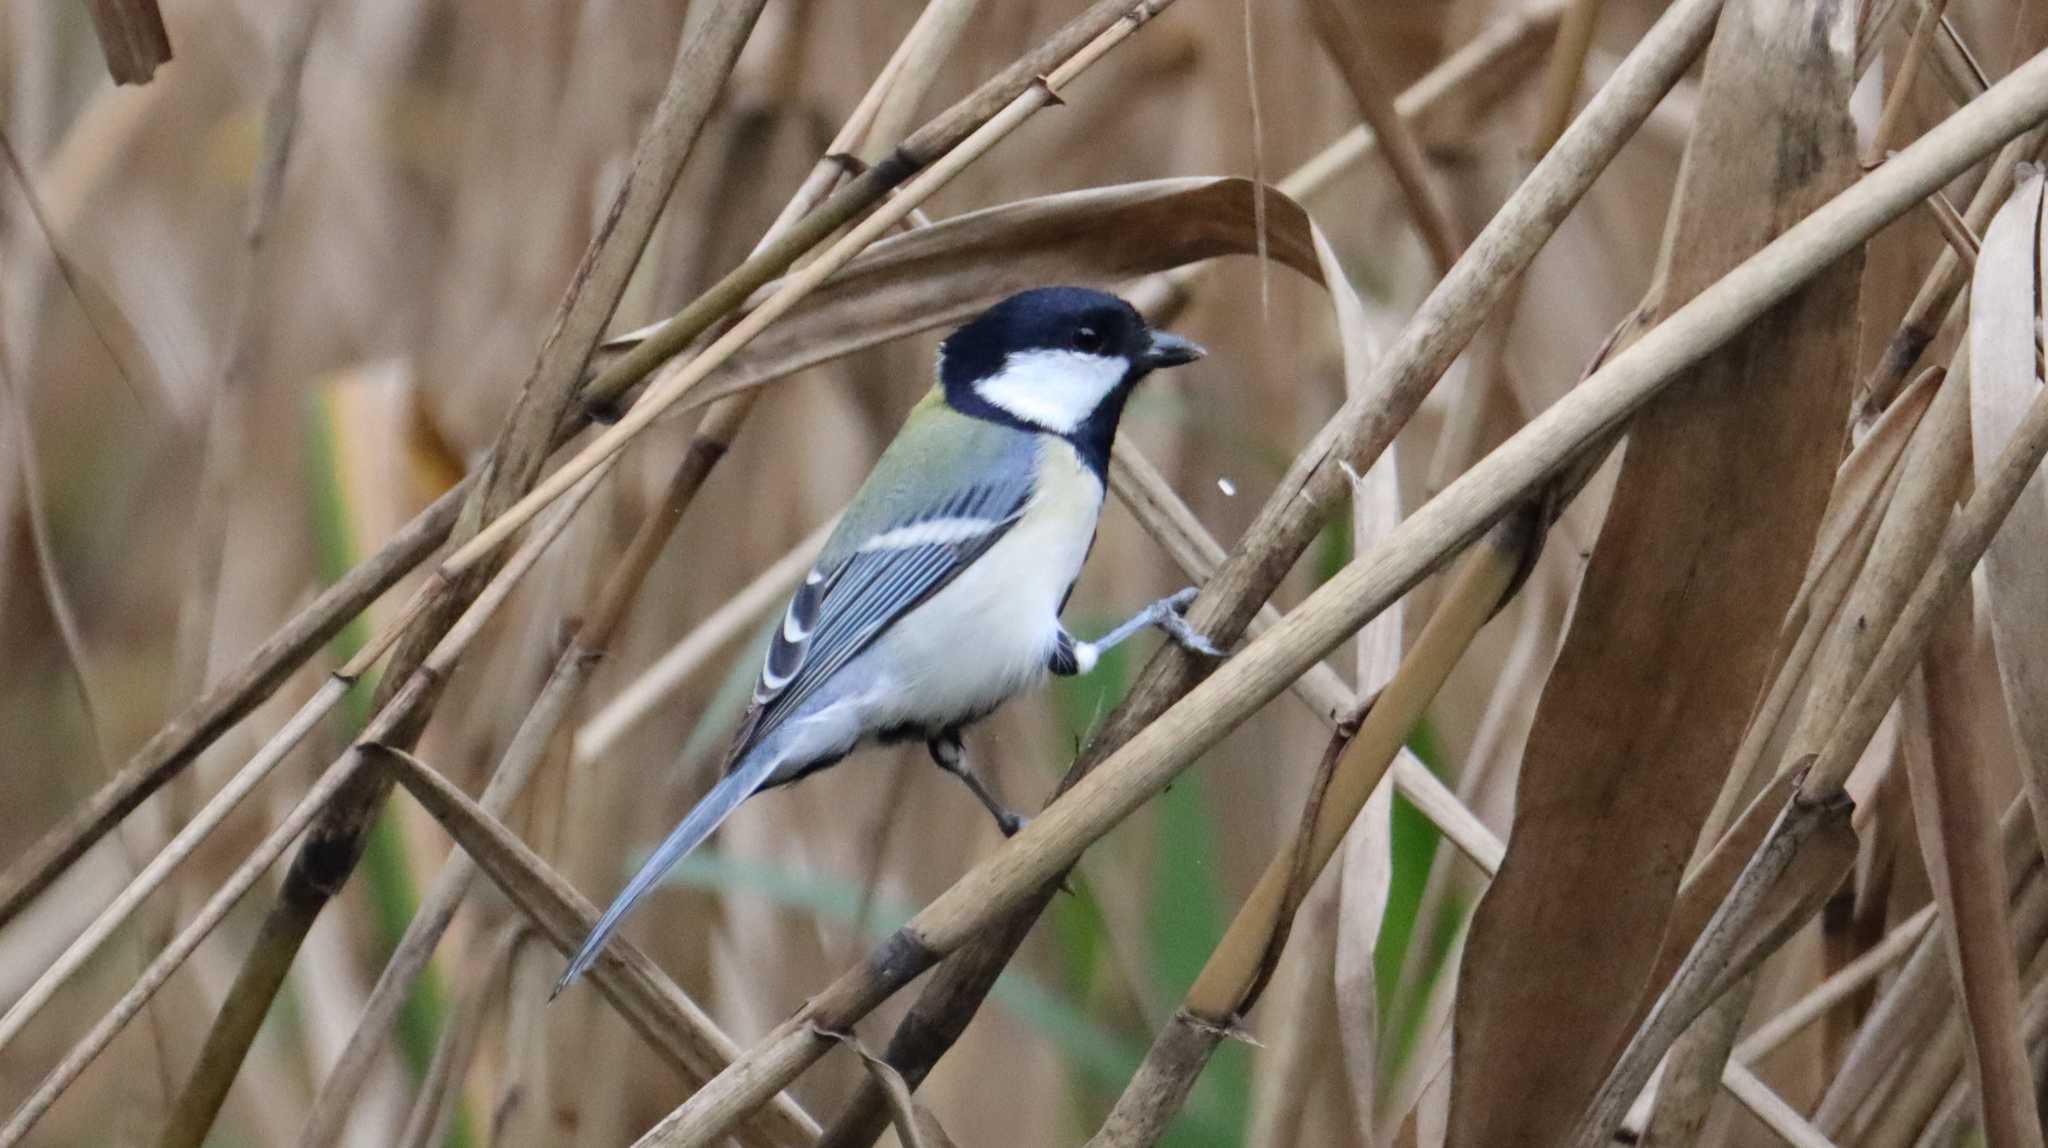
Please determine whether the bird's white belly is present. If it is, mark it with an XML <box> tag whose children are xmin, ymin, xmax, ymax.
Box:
<box><xmin>863</xmin><ymin>440</ymin><xmax>1102</xmax><ymax>730</ymax></box>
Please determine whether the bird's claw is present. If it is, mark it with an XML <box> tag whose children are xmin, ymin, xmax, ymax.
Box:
<box><xmin>1156</xmin><ymin>588</ymin><xmax>1226</xmax><ymax>658</ymax></box>
<box><xmin>997</xmin><ymin>811</ymin><xmax>1029</xmax><ymax>837</ymax></box>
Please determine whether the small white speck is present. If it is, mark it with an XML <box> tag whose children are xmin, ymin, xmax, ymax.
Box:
<box><xmin>1216</xmin><ymin>477</ymin><xmax>1237</xmax><ymax>497</ymax></box>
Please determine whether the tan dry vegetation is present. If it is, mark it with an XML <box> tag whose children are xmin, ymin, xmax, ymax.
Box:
<box><xmin>3</xmin><ymin>0</ymin><xmax>2048</xmax><ymax>1146</ymax></box>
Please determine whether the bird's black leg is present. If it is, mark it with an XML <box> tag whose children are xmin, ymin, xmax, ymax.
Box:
<box><xmin>927</xmin><ymin>731</ymin><xmax>1026</xmax><ymax>837</ymax></box>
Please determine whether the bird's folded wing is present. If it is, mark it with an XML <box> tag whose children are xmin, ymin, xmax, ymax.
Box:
<box><xmin>728</xmin><ymin>479</ymin><xmax>1032</xmax><ymax>764</ymax></box>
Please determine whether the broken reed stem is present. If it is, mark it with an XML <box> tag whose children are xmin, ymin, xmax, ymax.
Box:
<box><xmin>1811</xmin><ymin>795</ymin><xmax>2040</xmax><ymax>1133</ymax></box>
<box><xmin>1083</xmin><ymin>510</ymin><xmax>1531</xmax><ymax>1148</ymax></box>
<box><xmin>629</xmin><ymin>51</ymin><xmax>2048</xmax><ymax>1147</ymax></box>
<box><xmin>0</xmin><ymin>466</ymin><xmax>605</xmax><ymax>1148</ymax></box>
<box><xmin>1571</xmin><ymin>789</ymin><xmax>1856</xmax><ymax>1148</ymax></box>
<box><xmin>0</xmin><ymin>0</ymin><xmax>1161</xmax><ymax>942</ymax></box>
<box><xmin>1656</xmin><ymin>361</ymin><xmax>1933</xmax><ymax>1126</ymax></box>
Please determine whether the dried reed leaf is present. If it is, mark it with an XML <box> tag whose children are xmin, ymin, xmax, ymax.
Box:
<box><xmin>816</xmin><ymin>1029</ymin><xmax>961</xmax><ymax>1148</ymax></box>
<box><xmin>1448</xmin><ymin>3</ymin><xmax>1862</xmax><ymax>1143</ymax></box>
<box><xmin>1966</xmin><ymin>164</ymin><xmax>2048</xmax><ymax>859</ymax></box>
<box><xmin>679</xmin><ymin>178</ymin><xmax>1364</xmax><ymax>410</ymax></box>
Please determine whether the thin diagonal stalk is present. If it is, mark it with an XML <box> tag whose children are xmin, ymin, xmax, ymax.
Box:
<box><xmin>1900</xmin><ymin>605</ymin><xmax>2043</xmax><ymax>1148</ymax></box>
<box><xmin>393</xmin><ymin>924</ymin><xmax>528</xmax><ymax>1148</ymax></box>
<box><xmin>174</xmin><ymin>29</ymin><xmax>1173</xmax><ymax>1129</ymax></box>
<box><xmin>154</xmin><ymin>455</ymin><xmax>620</xmax><ymax>1148</ymax></box>
<box><xmin>571</xmin><ymin>518</ymin><xmax>829</xmax><ymax>764</ymax></box>
<box><xmin>1305</xmin><ymin>0</ymin><xmax>1462</xmax><ymax>273</ymax></box>
<box><xmin>0</xmin><ymin>677</ymin><xmax>346</xmax><ymax>1056</ymax></box>
<box><xmin>291</xmin><ymin>419</ymin><xmax>767</xmax><ymax>1148</ymax></box>
<box><xmin>812</xmin><ymin>17</ymin><xmax>1579</xmax><ymax>1134</ymax></box>
<box><xmin>1862</xmin><ymin>0</ymin><xmax>1953</xmax><ymax>166</ymax></box>
<box><xmin>632</xmin><ymin>53</ymin><xmax>2048</xmax><ymax>1145</ymax></box>
<box><xmin>1269</xmin><ymin>3</ymin><xmax>1563</xmax><ymax>209</ymax></box>
<box><xmin>176</xmin><ymin>0</ymin><xmax>326</xmax><ymax>697</ymax></box>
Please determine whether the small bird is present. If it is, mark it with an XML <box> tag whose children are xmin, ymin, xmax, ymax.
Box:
<box><xmin>556</xmin><ymin>286</ymin><xmax>1218</xmax><ymax>994</ymax></box>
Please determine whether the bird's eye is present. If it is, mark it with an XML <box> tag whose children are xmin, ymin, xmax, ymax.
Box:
<box><xmin>1071</xmin><ymin>326</ymin><xmax>1106</xmax><ymax>354</ymax></box>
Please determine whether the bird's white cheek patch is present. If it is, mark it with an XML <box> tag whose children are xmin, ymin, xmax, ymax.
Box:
<box><xmin>974</xmin><ymin>349</ymin><xmax>1127</xmax><ymax>434</ymax></box>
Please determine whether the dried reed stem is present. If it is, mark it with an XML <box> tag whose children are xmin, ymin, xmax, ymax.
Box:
<box><xmin>1900</xmin><ymin>609</ymin><xmax>2044</xmax><ymax>1148</ymax></box>
<box><xmin>809</xmin><ymin>10</ymin><xmax>1620</xmax><ymax>1137</ymax></box>
<box><xmin>176</xmin><ymin>0</ymin><xmax>325</xmax><ymax>701</ymax></box>
<box><xmin>1073</xmin><ymin>0</ymin><xmax>1723</xmax><ymax>811</ymax></box>
<box><xmin>83</xmin><ymin>0</ymin><xmax>170</xmax><ymax>84</ymax></box>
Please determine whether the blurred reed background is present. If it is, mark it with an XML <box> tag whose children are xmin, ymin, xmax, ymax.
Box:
<box><xmin>2</xmin><ymin>0</ymin><xmax>2045</xmax><ymax>1146</ymax></box>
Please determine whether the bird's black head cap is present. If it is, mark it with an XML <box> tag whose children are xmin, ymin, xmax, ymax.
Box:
<box><xmin>938</xmin><ymin>287</ymin><xmax>1202</xmax><ymax>474</ymax></box>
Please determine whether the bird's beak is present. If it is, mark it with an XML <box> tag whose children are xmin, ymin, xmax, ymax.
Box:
<box><xmin>1143</xmin><ymin>330</ymin><xmax>1206</xmax><ymax>369</ymax></box>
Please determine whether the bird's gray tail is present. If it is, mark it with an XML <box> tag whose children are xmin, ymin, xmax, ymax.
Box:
<box><xmin>553</xmin><ymin>750</ymin><xmax>780</xmax><ymax>997</ymax></box>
